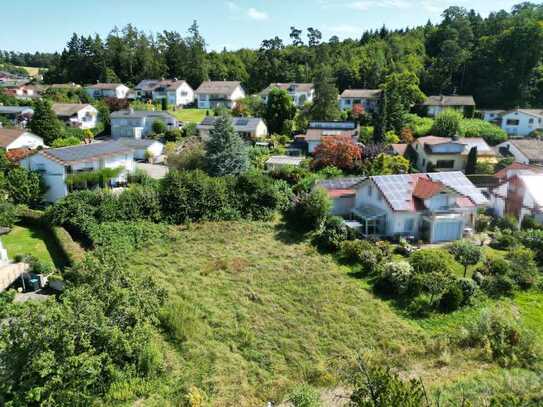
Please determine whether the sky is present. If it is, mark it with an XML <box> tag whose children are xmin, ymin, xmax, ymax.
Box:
<box><xmin>1</xmin><ymin>0</ymin><xmax>523</xmax><ymax>53</ymax></box>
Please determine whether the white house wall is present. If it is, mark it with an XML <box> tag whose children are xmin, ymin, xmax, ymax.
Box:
<box><xmin>500</xmin><ymin>111</ymin><xmax>543</xmax><ymax>138</ymax></box>
<box><xmin>496</xmin><ymin>141</ymin><xmax>529</xmax><ymax>164</ymax></box>
<box><xmin>20</xmin><ymin>154</ymin><xmax>67</xmax><ymax>202</ymax></box>
<box><xmin>6</xmin><ymin>133</ymin><xmax>44</xmax><ymax>150</ymax></box>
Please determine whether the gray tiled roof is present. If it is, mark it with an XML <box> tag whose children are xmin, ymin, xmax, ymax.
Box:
<box><xmin>198</xmin><ymin>116</ymin><xmax>264</xmax><ymax>132</ymax></box>
<box><xmin>508</xmin><ymin>139</ymin><xmax>543</xmax><ymax>161</ymax></box>
<box><xmin>316</xmin><ymin>177</ymin><xmax>366</xmax><ymax>190</ymax></box>
<box><xmin>135</xmin><ymin>79</ymin><xmax>189</xmax><ymax>92</ymax></box>
<box><xmin>110</xmin><ymin>110</ymin><xmax>176</xmax><ymax>120</ymax></box>
<box><xmin>41</xmin><ymin>141</ymin><xmax>132</xmax><ymax>164</ymax></box>
<box><xmin>423</xmin><ymin>95</ymin><xmax>476</xmax><ymax>107</ymax></box>
<box><xmin>340</xmin><ymin>89</ymin><xmax>382</xmax><ymax>99</ymax></box>
<box><xmin>195</xmin><ymin>81</ymin><xmax>241</xmax><ymax>95</ymax></box>
<box><xmin>116</xmin><ymin>138</ymin><xmax>162</xmax><ymax>149</ymax></box>
<box><xmin>0</xmin><ymin>106</ymin><xmax>33</xmax><ymax>115</ymax></box>
<box><xmin>52</xmin><ymin>103</ymin><xmax>94</xmax><ymax>117</ymax></box>
<box><xmin>259</xmin><ymin>83</ymin><xmax>314</xmax><ymax>96</ymax></box>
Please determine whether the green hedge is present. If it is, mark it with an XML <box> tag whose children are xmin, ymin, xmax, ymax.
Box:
<box><xmin>16</xmin><ymin>207</ymin><xmax>85</xmax><ymax>266</ymax></box>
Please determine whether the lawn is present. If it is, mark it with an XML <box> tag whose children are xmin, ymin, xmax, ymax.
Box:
<box><xmin>2</xmin><ymin>225</ymin><xmax>65</xmax><ymax>269</ymax></box>
<box><xmin>126</xmin><ymin>221</ymin><xmax>541</xmax><ymax>405</ymax></box>
<box><xmin>169</xmin><ymin>108</ymin><xmax>207</xmax><ymax>124</ymax></box>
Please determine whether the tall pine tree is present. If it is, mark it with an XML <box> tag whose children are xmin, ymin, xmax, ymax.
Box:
<box><xmin>311</xmin><ymin>65</ymin><xmax>341</xmax><ymax>121</ymax></box>
<box><xmin>29</xmin><ymin>100</ymin><xmax>64</xmax><ymax>145</ymax></box>
<box><xmin>205</xmin><ymin>116</ymin><xmax>248</xmax><ymax>176</ymax></box>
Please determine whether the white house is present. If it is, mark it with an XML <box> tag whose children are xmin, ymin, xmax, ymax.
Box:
<box><xmin>116</xmin><ymin>138</ymin><xmax>164</xmax><ymax>161</ymax></box>
<box><xmin>489</xmin><ymin>172</ymin><xmax>543</xmax><ymax>226</ymax></box>
<box><xmin>480</xmin><ymin>109</ymin><xmax>506</xmax><ymax>125</ymax></box>
<box><xmin>496</xmin><ymin>139</ymin><xmax>543</xmax><ymax>165</ymax></box>
<box><xmin>339</xmin><ymin>89</ymin><xmax>381</xmax><ymax>112</ymax></box>
<box><xmin>110</xmin><ymin>109</ymin><xmax>178</xmax><ymax>139</ymax></box>
<box><xmin>52</xmin><ymin>103</ymin><xmax>98</xmax><ymax>129</ymax></box>
<box><xmin>85</xmin><ymin>83</ymin><xmax>130</xmax><ymax>99</ymax></box>
<box><xmin>498</xmin><ymin>109</ymin><xmax>543</xmax><ymax>138</ymax></box>
<box><xmin>423</xmin><ymin>95</ymin><xmax>476</xmax><ymax>117</ymax></box>
<box><xmin>304</xmin><ymin>121</ymin><xmax>359</xmax><ymax>154</ymax></box>
<box><xmin>197</xmin><ymin>116</ymin><xmax>268</xmax><ymax>141</ymax></box>
<box><xmin>316</xmin><ymin>172</ymin><xmax>487</xmax><ymax>243</ymax></box>
<box><xmin>19</xmin><ymin>141</ymin><xmax>135</xmax><ymax>202</ymax></box>
<box><xmin>195</xmin><ymin>81</ymin><xmax>245</xmax><ymax>109</ymax></box>
<box><xmin>135</xmin><ymin>79</ymin><xmax>194</xmax><ymax>107</ymax></box>
<box><xmin>259</xmin><ymin>83</ymin><xmax>314</xmax><ymax>107</ymax></box>
<box><xmin>412</xmin><ymin>136</ymin><xmax>496</xmax><ymax>172</ymax></box>
<box><xmin>0</xmin><ymin>128</ymin><xmax>44</xmax><ymax>151</ymax></box>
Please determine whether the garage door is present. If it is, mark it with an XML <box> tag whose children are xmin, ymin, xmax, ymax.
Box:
<box><xmin>433</xmin><ymin>221</ymin><xmax>462</xmax><ymax>243</ymax></box>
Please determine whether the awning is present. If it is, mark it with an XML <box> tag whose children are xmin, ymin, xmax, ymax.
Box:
<box><xmin>352</xmin><ymin>205</ymin><xmax>386</xmax><ymax>220</ymax></box>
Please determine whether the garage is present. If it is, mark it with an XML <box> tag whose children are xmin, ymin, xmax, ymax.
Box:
<box><xmin>432</xmin><ymin>220</ymin><xmax>463</xmax><ymax>243</ymax></box>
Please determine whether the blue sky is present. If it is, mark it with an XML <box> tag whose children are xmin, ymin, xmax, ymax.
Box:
<box><xmin>1</xmin><ymin>0</ymin><xmax>522</xmax><ymax>53</ymax></box>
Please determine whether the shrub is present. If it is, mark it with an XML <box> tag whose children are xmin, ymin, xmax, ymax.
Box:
<box><xmin>404</xmin><ymin>113</ymin><xmax>433</xmax><ymax>137</ymax></box>
<box><xmin>459</xmin><ymin>119</ymin><xmax>508</xmax><ymax>146</ymax></box>
<box><xmin>164</xmin><ymin>128</ymin><xmax>182</xmax><ymax>142</ymax></box>
<box><xmin>458</xmin><ymin>278</ymin><xmax>478</xmax><ymax>304</ymax></box>
<box><xmin>462</xmin><ymin>306</ymin><xmax>542</xmax><ymax>367</ymax></box>
<box><xmin>288</xmin><ymin>384</ymin><xmax>320</xmax><ymax>407</ymax></box>
<box><xmin>508</xmin><ymin>247</ymin><xmax>539</xmax><ymax>289</ymax></box>
<box><xmin>448</xmin><ymin>240</ymin><xmax>483</xmax><ymax>277</ymax></box>
<box><xmin>313</xmin><ymin>216</ymin><xmax>353</xmax><ymax>251</ymax></box>
<box><xmin>406</xmin><ymin>295</ymin><xmax>433</xmax><ymax>318</ymax></box>
<box><xmin>377</xmin><ymin>261</ymin><xmax>413</xmax><ymax>296</ymax></box>
<box><xmin>0</xmin><ymin>201</ymin><xmax>17</xmax><ymax>228</ymax></box>
<box><xmin>88</xmin><ymin>221</ymin><xmax>167</xmax><ymax>253</ymax></box>
<box><xmin>489</xmin><ymin>231</ymin><xmax>519</xmax><ymax>250</ymax></box>
<box><xmin>431</xmin><ymin>109</ymin><xmax>462</xmax><ymax>137</ymax></box>
<box><xmin>285</xmin><ymin>188</ymin><xmax>331</xmax><ymax>232</ymax></box>
<box><xmin>409</xmin><ymin>249</ymin><xmax>455</xmax><ymax>275</ymax></box>
<box><xmin>493</xmin><ymin>215</ymin><xmax>519</xmax><ymax>231</ymax></box>
<box><xmin>311</xmin><ymin>136</ymin><xmax>362</xmax><ymax>172</ymax></box>
<box><xmin>118</xmin><ymin>185</ymin><xmax>162</xmax><ymax>223</ymax></box>
<box><xmin>482</xmin><ymin>274</ymin><xmax>515</xmax><ymax>298</ymax></box>
<box><xmin>475</xmin><ymin>214</ymin><xmax>491</xmax><ymax>232</ymax></box>
<box><xmin>341</xmin><ymin>239</ymin><xmax>382</xmax><ymax>274</ymax></box>
<box><xmin>439</xmin><ymin>284</ymin><xmax>464</xmax><ymax>313</ymax></box>
<box><xmin>521</xmin><ymin>216</ymin><xmax>543</xmax><ymax>231</ymax></box>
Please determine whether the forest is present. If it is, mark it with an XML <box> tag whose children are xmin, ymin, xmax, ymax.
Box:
<box><xmin>1</xmin><ymin>3</ymin><xmax>543</xmax><ymax>109</ymax></box>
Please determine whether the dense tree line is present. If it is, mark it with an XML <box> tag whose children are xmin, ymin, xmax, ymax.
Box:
<box><xmin>23</xmin><ymin>3</ymin><xmax>542</xmax><ymax>109</ymax></box>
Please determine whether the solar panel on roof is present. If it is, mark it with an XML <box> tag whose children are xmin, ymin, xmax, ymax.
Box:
<box><xmin>235</xmin><ymin>118</ymin><xmax>249</xmax><ymax>126</ymax></box>
<box><xmin>428</xmin><ymin>172</ymin><xmax>487</xmax><ymax>205</ymax></box>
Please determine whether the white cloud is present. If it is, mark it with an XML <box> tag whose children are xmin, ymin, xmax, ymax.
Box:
<box><xmin>247</xmin><ymin>7</ymin><xmax>269</xmax><ymax>20</ymax></box>
<box><xmin>225</xmin><ymin>1</ymin><xmax>239</xmax><ymax>11</ymax></box>
<box><xmin>324</xmin><ymin>24</ymin><xmax>365</xmax><ymax>35</ymax></box>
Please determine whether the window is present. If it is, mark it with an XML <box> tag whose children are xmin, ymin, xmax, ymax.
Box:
<box><xmin>404</xmin><ymin>218</ymin><xmax>415</xmax><ymax>233</ymax></box>
<box><xmin>506</xmin><ymin>119</ymin><xmax>520</xmax><ymax>126</ymax></box>
<box><xmin>529</xmin><ymin>118</ymin><xmax>534</xmax><ymax>124</ymax></box>
<box><xmin>436</xmin><ymin>160</ymin><xmax>455</xmax><ymax>169</ymax></box>
<box><xmin>35</xmin><ymin>164</ymin><xmax>46</xmax><ymax>174</ymax></box>
<box><xmin>422</xmin><ymin>158</ymin><xmax>426</xmax><ymax>166</ymax></box>
<box><xmin>354</xmin><ymin>99</ymin><xmax>361</xmax><ymax>104</ymax></box>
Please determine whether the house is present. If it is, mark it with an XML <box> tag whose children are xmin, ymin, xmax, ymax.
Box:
<box><xmin>195</xmin><ymin>81</ymin><xmax>245</xmax><ymax>109</ymax></box>
<box><xmin>489</xmin><ymin>172</ymin><xmax>543</xmax><ymax>226</ymax></box>
<box><xmin>110</xmin><ymin>109</ymin><xmax>178</xmax><ymax>139</ymax></box>
<box><xmin>19</xmin><ymin>141</ymin><xmax>135</xmax><ymax>202</ymax></box>
<box><xmin>0</xmin><ymin>128</ymin><xmax>44</xmax><ymax>151</ymax></box>
<box><xmin>197</xmin><ymin>116</ymin><xmax>268</xmax><ymax>141</ymax></box>
<box><xmin>265</xmin><ymin>155</ymin><xmax>305</xmax><ymax>171</ymax></box>
<box><xmin>85</xmin><ymin>83</ymin><xmax>130</xmax><ymax>99</ymax></box>
<box><xmin>135</xmin><ymin>79</ymin><xmax>194</xmax><ymax>107</ymax></box>
<box><xmin>0</xmin><ymin>106</ymin><xmax>34</xmax><ymax>126</ymax></box>
<box><xmin>388</xmin><ymin>143</ymin><xmax>408</xmax><ymax>157</ymax></box>
<box><xmin>494</xmin><ymin>162</ymin><xmax>543</xmax><ymax>182</ymax></box>
<box><xmin>317</xmin><ymin>172</ymin><xmax>487</xmax><ymax>243</ymax></box>
<box><xmin>412</xmin><ymin>136</ymin><xmax>496</xmax><ymax>172</ymax></box>
<box><xmin>423</xmin><ymin>95</ymin><xmax>476</xmax><ymax>117</ymax></box>
<box><xmin>480</xmin><ymin>109</ymin><xmax>506</xmax><ymax>125</ymax></box>
<box><xmin>52</xmin><ymin>103</ymin><xmax>98</xmax><ymax>129</ymax></box>
<box><xmin>259</xmin><ymin>83</ymin><xmax>314</xmax><ymax>107</ymax></box>
<box><xmin>339</xmin><ymin>89</ymin><xmax>381</xmax><ymax>112</ymax></box>
<box><xmin>498</xmin><ymin>109</ymin><xmax>543</xmax><ymax>138</ymax></box>
<box><xmin>0</xmin><ymin>84</ymin><xmax>38</xmax><ymax>100</ymax></box>
<box><xmin>496</xmin><ymin>139</ymin><xmax>543</xmax><ymax>165</ymax></box>
<box><xmin>305</xmin><ymin>121</ymin><xmax>359</xmax><ymax>154</ymax></box>
<box><xmin>116</xmin><ymin>138</ymin><xmax>164</xmax><ymax>162</ymax></box>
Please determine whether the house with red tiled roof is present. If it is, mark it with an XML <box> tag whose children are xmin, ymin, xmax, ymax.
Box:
<box><xmin>316</xmin><ymin>171</ymin><xmax>487</xmax><ymax>243</ymax></box>
<box><xmin>0</xmin><ymin>128</ymin><xmax>44</xmax><ymax>151</ymax></box>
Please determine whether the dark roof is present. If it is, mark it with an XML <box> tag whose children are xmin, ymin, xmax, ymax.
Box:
<box><xmin>309</xmin><ymin>121</ymin><xmax>357</xmax><ymax>130</ymax></box>
<box><xmin>316</xmin><ymin>177</ymin><xmax>366</xmax><ymax>190</ymax></box>
<box><xmin>195</xmin><ymin>81</ymin><xmax>241</xmax><ymax>95</ymax></box>
<box><xmin>40</xmin><ymin>141</ymin><xmax>133</xmax><ymax>165</ymax></box>
<box><xmin>340</xmin><ymin>89</ymin><xmax>382</xmax><ymax>99</ymax></box>
<box><xmin>135</xmin><ymin>79</ymin><xmax>189</xmax><ymax>92</ymax></box>
<box><xmin>423</xmin><ymin>95</ymin><xmax>476</xmax><ymax>107</ymax></box>
<box><xmin>52</xmin><ymin>103</ymin><xmax>95</xmax><ymax>117</ymax></box>
<box><xmin>116</xmin><ymin>138</ymin><xmax>162</xmax><ymax>149</ymax></box>
<box><xmin>197</xmin><ymin>116</ymin><xmax>264</xmax><ymax>132</ymax></box>
<box><xmin>110</xmin><ymin>110</ymin><xmax>176</xmax><ymax>120</ymax></box>
<box><xmin>260</xmin><ymin>83</ymin><xmax>314</xmax><ymax>96</ymax></box>
<box><xmin>0</xmin><ymin>106</ymin><xmax>34</xmax><ymax>115</ymax></box>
